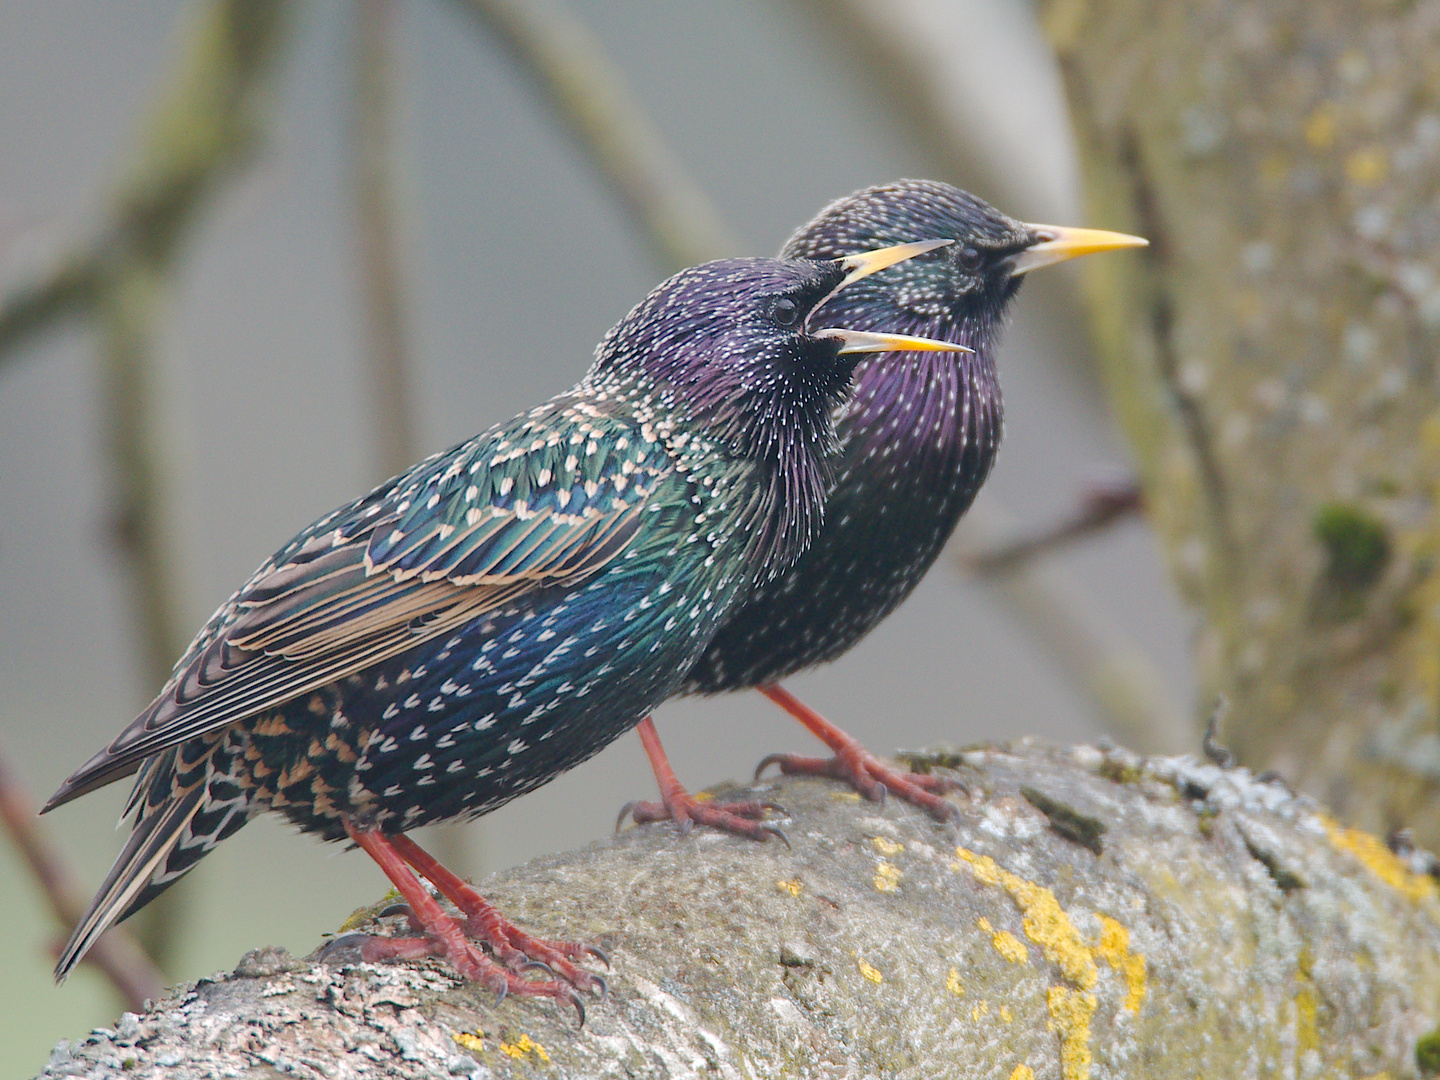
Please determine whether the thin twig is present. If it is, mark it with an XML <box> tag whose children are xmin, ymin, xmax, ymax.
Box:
<box><xmin>953</xmin><ymin>497</ymin><xmax>1191</xmax><ymax>754</ymax></box>
<box><xmin>0</xmin><ymin>738</ymin><xmax>164</xmax><ymax>1010</ymax></box>
<box><xmin>963</xmin><ymin>471</ymin><xmax>1144</xmax><ymax>575</ymax></box>
<box><xmin>452</xmin><ymin>0</ymin><xmax>740</xmax><ymax>271</ymax></box>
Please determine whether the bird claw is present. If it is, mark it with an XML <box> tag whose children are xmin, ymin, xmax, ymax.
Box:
<box><xmin>761</xmin><ymin>823</ymin><xmax>792</xmax><ymax>851</ymax></box>
<box><xmin>614</xmin><ymin>800</ymin><xmax>642</xmax><ymax>832</ymax></box>
<box><xmin>753</xmin><ymin>753</ymin><xmax>787</xmax><ymax>781</ymax></box>
<box><xmin>378</xmin><ymin>902</ymin><xmax>413</xmax><ymax>918</ymax></box>
<box><xmin>587</xmin><ymin>972</ymin><xmax>609</xmax><ymax>1002</ymax></box>
<box><xmin>585</xmin><ymin>944</ymin><xmax>611</xmax><ymax>970</ymax></box>
<box><xmin>315</xmin><ymin>931</ymin><xmax>373</xmax><ymax>964</ymax></box>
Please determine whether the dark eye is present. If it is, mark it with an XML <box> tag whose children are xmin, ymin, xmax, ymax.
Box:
<box><xmin>772</xmin><ymin>297</ymin><xmax>800</xmax><ymax>327</ymax></box>
<box><xmin>957</xmin><ymin>246</ymin><xmax>983</xmax><ymax>271</ymax></box>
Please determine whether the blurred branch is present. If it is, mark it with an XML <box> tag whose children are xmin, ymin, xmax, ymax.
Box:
<box><xmin>963</xmin><ymin>470</ymin><xmax>1143</xmax><ymax>576</ymax></box>
<box><xmin>0</xmin><ymin>737</ymin><xmax>163</xmax><ymax>1011</ymax></box>
<box><xmin>451</xmin><ymin>0</ymin><xmax>740</xmax><ymax>271</ymax></box>
<box><xmin>356</xmin><ymin>0</ymin><xmax>417</xmax><ymax>480</ymax></box>
<box><xmin>0</xmin><ymin>258</ymin><xmax>106</xmax><ymax>359</ymax></box>
<box><xmin>0</xmin><ymin>0</ymin><xmax>291</xmax><ymax>971</ymax></box>
<box><xmin>953</xmin><ymin>498</ymin><xmax>1191</xmax><ymax>754</ymax></box>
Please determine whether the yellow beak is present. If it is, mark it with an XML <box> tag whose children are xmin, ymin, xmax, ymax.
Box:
<box><xmin>814</xmin><ymin>328</ymin><xmax>973</xmax><ymax>355</ymax></box>
<box><xmin>1009</xmin><ymin>224</ymin><xmax>1148</xmax><ymax>275</ymax></box>
<box><xmin>807</xmin><ymin>238</ymin><xmax>956</xmax><ymax>335</ymax></box>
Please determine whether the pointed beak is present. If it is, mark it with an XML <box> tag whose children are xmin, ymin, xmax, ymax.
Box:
<box><xmin>813</xmin><ymin>328</ymin><xmax>973</xmax><ymax>355</ymax></box>
<box><xmin>835</xmin><ymin>238</ymin><xmax>954</xmax><ymax>288</ymax></box>
<box><xmin>806</xmin><ymin>238</ymin><xmax>954</xmax><ymax>329</ymax></box>
<box><xmin>1008</xmin><ymin>224</ymin><xmax>1148</xmax><ymax>276</ymax></box>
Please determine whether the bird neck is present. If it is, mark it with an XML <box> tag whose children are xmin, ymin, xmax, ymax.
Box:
<box><xmin>840</xmin><ymin>322</ymin><xmax>1002</xmax><ymax>486</ymax></box>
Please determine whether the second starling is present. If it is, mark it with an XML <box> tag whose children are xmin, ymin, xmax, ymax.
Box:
<box><xmin>623</xmin><ymin>180</ymin><xmax>1147</xmax><ymax>836</ymax></box>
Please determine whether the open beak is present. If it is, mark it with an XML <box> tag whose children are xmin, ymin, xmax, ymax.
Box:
<box><xmin>813</xmin><ymin>327</ymin><xmax>973</xmax><ymax>355</ymax></box>
<box><xmin>807</xmin><ymin>238</ymin><xmax>954</xmax><ymax>329</ymax></box>
<box><xmin>1008</xmin><ymin>224</ymin><xmax>1148</xmax><ymax>276</ymax></box>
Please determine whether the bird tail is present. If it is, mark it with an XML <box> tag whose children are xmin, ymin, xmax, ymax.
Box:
<box><xmin>55</xmin><ymin>743</ymin><xmax>255</xmax><ymax>981</ymax></box>
<box><xmin>55</xmin><ymin>785</ymin><xmax>204</xmax><ymax>981</ymax></box>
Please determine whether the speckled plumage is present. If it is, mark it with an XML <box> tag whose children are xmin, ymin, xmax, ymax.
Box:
<box><xmin>683</xmin><ymin>181</ymin><xmax>1024</xmax><ymax>693</ymax></box>
<box><xmin>45</xmin><ymin>252</ymin><xmax>947</xmax><ymax>986</ymax></box>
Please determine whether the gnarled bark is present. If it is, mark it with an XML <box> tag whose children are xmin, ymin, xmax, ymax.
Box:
<box><xmin>37</xmin><ymin>740</ymin><xmax>1440</xmax><ymax>1079</ymax></box>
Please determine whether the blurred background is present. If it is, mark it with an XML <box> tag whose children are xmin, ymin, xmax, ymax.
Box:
<box><xmin>0</xmin><ymin>2</ymin><xmax>1198</xmax><ymax>1072</ymax></box>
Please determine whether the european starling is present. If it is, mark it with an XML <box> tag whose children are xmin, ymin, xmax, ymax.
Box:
<box><xmin>43</xmin><ymin>240</ymin><xmax>965</xmax><ymax>1017</ymax></box>
<box><xmin>623</xmin><ymin>180</ymin><xmax>1146</xmax><ymax>836</ymax></box>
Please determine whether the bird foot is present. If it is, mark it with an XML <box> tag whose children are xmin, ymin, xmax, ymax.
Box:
<box><xmin>356</xmin><ymin>932</ymin><xmax>590</xmax><ymax>1021</ymax></box>
<box><xmin>624</xmin><ymin>715</ymin><xmax>787</xmax><ymax>844</ymax></box>
<box><xmin>753</xmin><ymin>684</ymin><xmax>964</xmax><ymax>822</ymax></box>
<box><xmin>459</xmin><ymin>908</ymin><xmax>609</xmax><ymax>1000</ymax></box>
<box><xmin>344</xmin><ymin>823</ymin><xmax>601</xmax><ymax>1023</ymax></box>
<box><xmin>618</xmin><ymin>791</ymin><xmax>788</xmax><ymax>846</ymax></box>
<box><xmin>755</xmin><ymin>746</ymin><xmax>963</xmax><ymax>822</ymax></box>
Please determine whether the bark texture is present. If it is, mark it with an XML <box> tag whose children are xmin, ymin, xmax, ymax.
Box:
<box><xmin>1036</xmin><ymin>0</ymin><xmax>1440</xmax><ymax>843</ymax></box>
<box><xmin>36</xmin><ymin>740</ymin><xmax>1440</xmax><ymax>1079</ymax></box>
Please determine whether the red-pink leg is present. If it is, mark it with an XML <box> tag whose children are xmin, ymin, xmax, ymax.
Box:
<box><xmin>343</xmin><ymin>820</ymin><xmax>586</xmax><ymax>1019</ymax></box>
<box><xmin>755</xmin><ymin>684</ymin><xmax>962</xmax><ymax>821</ymax></box>
<box><xmin>619</xmin><ymin>717</ymin><xmax>787</xmax><ymax>844</ymax></box>
<box><xmin>386</xmin><ymin>833</ymin><xmax>606</xmax><ymax>997</ymax></box>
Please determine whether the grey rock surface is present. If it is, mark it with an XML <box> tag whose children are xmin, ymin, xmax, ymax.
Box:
<box><xmin>37</xmin><ymin>739</ymin><xmax>1440</xmax><ymax>1079</ymax></box>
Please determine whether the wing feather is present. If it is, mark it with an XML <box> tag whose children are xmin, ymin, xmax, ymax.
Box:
<box><xmin>44</xmin><ymin>402</ymin><xmax>670</xmax><ymax>813</ymax></box>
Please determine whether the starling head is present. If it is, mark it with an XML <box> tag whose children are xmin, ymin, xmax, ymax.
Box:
<box><xmin>782</xmin><ymin>178</ymin><xmax>1146</xmax><ymax>346</ymax></box>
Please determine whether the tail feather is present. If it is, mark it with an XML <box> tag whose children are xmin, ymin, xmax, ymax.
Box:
<box><xmin>55</xmin><ymin>787</ymin><xmax>204</xmax><ymax>982</ymax></box>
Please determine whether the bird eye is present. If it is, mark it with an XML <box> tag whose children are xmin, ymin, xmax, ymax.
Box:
<box><xmin>772</xmin><ymin>297</ymin><xmax>800</xmax><ymax>327</ymax></box>
<box><xmin>957</xmin><ymin>246</ymin><xmax>983</xmax><ymax>271</ymax></box>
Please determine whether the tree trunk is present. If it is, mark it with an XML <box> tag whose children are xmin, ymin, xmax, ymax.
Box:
<box><xmin>36</xmin><ymin>740</ymin><xmax>1440</xmax><ymax>1079</ymax></box>
<box><xmin>1029</xmin><ymin>0</ymin><xmax>1440</xmax><ymax>843</ymax></box>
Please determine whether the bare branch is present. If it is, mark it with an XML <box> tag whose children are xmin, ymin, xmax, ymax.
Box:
<box><xmin>0</xmin><ymin>737</ymin><xmax>163</xmax><ymax>1011</ymax></box>
<box><xmin>452</xmin><ymin>0</ymin><xmax>740</xmax><ymax>271</ymax></box>
<box><xmin>953</xmin><ymin>498</ymin><xmax>1191</xmax><ymax>754</ymax></box>
<box><xmin>33</xmin><ymin>741</ymin><xmax>1440</xmax><ymax>1077</ymax></box>
<box><xmin>963</xmin><ymin>471</ymin><xmax>1144</xmax><ymax>576</ymax></box>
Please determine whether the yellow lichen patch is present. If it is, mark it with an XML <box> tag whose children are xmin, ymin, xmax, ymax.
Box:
<box><xmin>978</xmin><ymin>916</ymin><xmax>1030</xmax><ymax>965</ymax></box>
<box><xmin>945</xmin><ymin>968</ymin><xmax>965</xmax><ymax>996</ymax></box>
<box><xmin>1320</xmin><ymin>814</ymin><xmax>1438</xmax><ymax>903</ymax></box>
<box><xmin>971</xmin><ymin>1000</ymin><xmax>990</xmax><ymax>1021</ymax></box>
<box><xmin>831</xmin><ymin>791</ymin><xmax>862</xmax><ymax>802</ymax></box>
<box><xmin>1010</xmin><ymin>1066</ymin><xmax>1035</xmax><ymax>1080</ymax></box>
<box><xmin>1095</xmin><ymin>916</ymin><xmax>1147</xmax><ymax>1011</ymax></box>
<box><xmin>1303</xmin><ymin>104</ymin><xmax>1337</xmax><ymax>149</ymax></box>
<box><xmin>776</xmin><ymin>877</ymin><xmax>802</xmax><ymax>897</ymax></box>
<box><xmin>857</xmin><ymin>958</ymin><xmax>883</xmax><ymax>984</ymax></box>
<box><xmin>1000</xmin><ymin>1005</ymin><xmax>1013</xmax><ymax>1023</ymax></box>
<box><xmin>1046</xmin><ymin>986</ymin><xmax>1097</xmax><ymax>1080</ymax></box>
<box><xmin>874</xmin><ymin>859</ymin><xmax>902</xmax><ymax>893</ymax></box>
<box><xmin>958</xmin><ymin>848</ymin><xmax>1095</xmax><ymax>987</ymax></box>
<box><xmin>1295</xmin><ymin>986</ymin><xmax>1319</xmax><ymax>1054</ymax></box>
<box><xmin>872</xmin><ymin>836</ymin><xmax>904</xmax><ymax>856</ymax></box>
<box><xmin>1346</xmin><ymin>146</ymin><xmax>1388</xmax><ymax>186</ymax></box>
<box><xmin>499</xmin><ymin>1033</ymin><xmax>550</xmax><ymax>1063</ymax></box>
<box><xmin>452</xmin><ymin>1031</ymin><xmax>485</xmax><ymax>1052</ymax></box>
